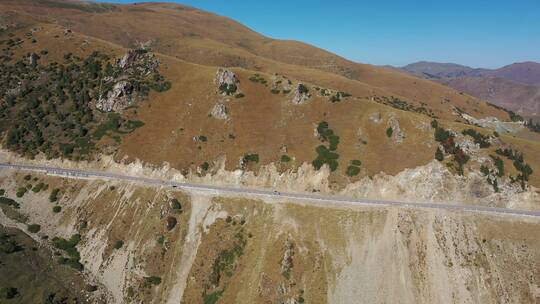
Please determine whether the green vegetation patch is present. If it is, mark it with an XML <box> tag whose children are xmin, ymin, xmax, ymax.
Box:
<box><xmin>313</xmin><ymin>122</ymin><xmax>340</xmax><ymax>171</ymax></box>
<box><xmin>144</xmin><ymin>276</ymin><xmax>161</xmax><ymax>287</ymax></box>
<box><xmin>243</xmin><ymin>153</ymin><xmax>259</xmax><ymax>164</ymax></box>
<box><xmin>462</xmin><ymin>128</ymin><xmax>491</xmax><ymax>148</ymax></box>
<box><xmin>373</xmin><ymin>96</ymin><xmax>436</xmax><ymax>117</ymax></box>
<box><xmin>432</xmin><ymin>122</ymin><xmax>470</xmax><ymax>175</ymax></box>
<box><xmin>386</xmin><ymin>127</ymin><xmax>393</xmax><ymax>138</ymax></box>
<box><xmin>496</xmin><ymin>148</ymin><xmax>534</xmax><ymax>189</ymax></box>
<box><xmin>280</xmin><ymin>154</ymin><xmax>291</xmax><ymax>163</ymax></box>
<box><xmin>203</xmin><ymin>290</ymin><xmax>224</xmax><ymax>304</ymax></box>
<box><xmin>113</xmin><ymin>240</ymin><xmax>124</xmax><ymax>250</ymax></box>
<box><xmin>0</xmin><ymin>50</ymin><xmax>162</xmax><ymax>160</ymax></box>
<box><xmin>16</xmin><ymin>187</ymin><xmax>27</xmax><ymax>198</ymax></box>
<box><xmin>27</xmin><ymin>224</ymin><xmax>41</xmax><ymax>233</ymax></box>
<box><xmin>49</xmin><ymin>188</ymin><xmax>60</xmax><ymax>202</ymax></box>
<box><xmin>52</xmin><ymin>234</ymin><xmax>83</xmax><ymax>271</ymax></box>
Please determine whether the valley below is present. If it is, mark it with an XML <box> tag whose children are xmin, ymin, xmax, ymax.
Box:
<box><xmin>1</xmin><ymin>166</ymin><xmax>539</xmax><ymax>304</ymax></box>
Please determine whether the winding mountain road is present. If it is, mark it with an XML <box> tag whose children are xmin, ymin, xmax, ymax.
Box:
<box><xmin>1</xmin><ymin>162</ymin><xmax>539</xmax><ymax>218</ymax></box>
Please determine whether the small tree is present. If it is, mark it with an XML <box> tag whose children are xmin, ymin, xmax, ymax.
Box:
<box><xmin>435</xmin><ymin>147</ymin><xmax>444</xmax><ymax>161</ymax></box>
<box><xmin>386</xmin><ymin>127</ymin><xmax>393</xmax><ymax>138</ymax></box>
<box><xmin>27</xmin><ymin>224</ymin><xmax>41</xmax><ymax>233</ymax></box>
<box><xmin>0</xmin><ymin>287</ymin><xmax>18</xmax><ymax>300</ymax></box>
<box><xmin>113</xmin><ymin>240</ymin><xmax>124</xmax><ymax>250</ymax></box>
<box><xmin>171</xmin><ymin>198</ymin><xmax>182</xmax><ymax>210</ymax></box>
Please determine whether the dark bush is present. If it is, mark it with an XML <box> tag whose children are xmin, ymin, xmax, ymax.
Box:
<box><xmin>113</xmin><ymin>240</ymin><xmax>124</xmax><ymax>249</ymax></box>
<box><xmin>49</xmin><ymin>188</ymin><xmax>60</xmax><ymax>202</ymax></box>
<box><xmin>0</xmin><ymin>287</ymin><xmax>18</xmax><ymax>299</ymax></box>
<box><xmin>166</xmin><ymin>216</ymin><xmax>177</xmax><ymax>231</ymax></box>
<box><xmin>171</xmin><ymin>198</ymin><xmax>182</xmax><ymax>210</ymax></box>
<box><xmin>435</xmin><ymin>147</ymin><xmax>444</xmax><ymax>161</ymax></box>
<box><xmin>346</xmin><ymin>165</ymin><xmax>360</xmax><ymax>177</ymax></box>
<box><xmin>27</xmin><ymin>224</ymin><xmax>41</xmax><ymax>233</ymax></box>
<box><xmin>144</xmin><ymin>276</ymin><xmax>161</xmax><ymax>286</ymax></box>
<box><xmin>243</xmin><ymin>153</ymin><xmax>259</xmax><ymax>164</ymax></box>
<box><xmin>386</xmin><ymin>127</ymin><xmax>393</xmax><ymax>138</ymax></box>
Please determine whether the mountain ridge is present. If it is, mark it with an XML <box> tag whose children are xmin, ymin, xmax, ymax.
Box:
<box><xmin>401</xmin><ymin>61</ymin><xmax>540</xmax><ymax>116</ymax></box>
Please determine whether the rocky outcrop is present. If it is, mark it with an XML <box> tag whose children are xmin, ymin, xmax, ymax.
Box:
<box><xmin>27</xmin><ymin>52</ymin><xmax>39</xmax><ymax>66</ymax></box>
<box><xmin>388</xmin><ymin>114</ymin><xmax>405</xmax><ymax>143</ymax></box>
<box><xmin>369</xmin><ymin>112</ymin><xmax>382</xmax><ymax>124</ymax></box>
<box><xmin>96</xmin><ymin>81</ymin><xmax>134</xmax><ymax>112</ymax></box>
<box><xmin>460</xmin><ymin>113</ymin><xmax>523</xmax><ymax>134</ymax></box>
<box><xmin>291</xmin><ymin>84</ymin><xmax>310</xmax><ymax>104</ymax></box>
<box><xmin>95</xmin><ymin>49</ymin><xmax>161</xmax><ymax>112</ymax></box>
<box><xmin>117</xmin><ymin>49</ymin><xmax>159</xmax><ymax>76</ymax></box>
<box><xmin>216</xmin><ymin>68</ymin><xmax>240</xmax><ymax>96</ymax></box>
<box><xmin>210</xmin><ymin>103</ymin><xmax>229</xmax><ymax>120</ymax></box>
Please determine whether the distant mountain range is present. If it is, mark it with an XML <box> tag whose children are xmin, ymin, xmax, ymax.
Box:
<box><xmin>400</xmin><ymin>61</ymin><xmax>540</xmax><ymax>117</ymax></box>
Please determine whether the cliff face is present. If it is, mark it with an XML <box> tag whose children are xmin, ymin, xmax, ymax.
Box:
<box><xmin>1</xmin><ymin>170</ymin><xmax>539</xmax><ymax>304</ymax></box>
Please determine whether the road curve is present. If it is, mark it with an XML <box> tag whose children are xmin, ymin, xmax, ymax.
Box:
<box><xmin>1</xmin><ymin>162</ymin><xmax>539</xmax><ymax>218</ymax></box>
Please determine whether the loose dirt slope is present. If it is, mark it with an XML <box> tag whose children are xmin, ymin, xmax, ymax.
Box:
<box><xmin>0</xmin><ymin>172</ymin><xmax>539</xmax><ymax>304</ymax></box>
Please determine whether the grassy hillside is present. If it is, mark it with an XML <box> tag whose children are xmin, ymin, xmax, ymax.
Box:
<box><xmin>0</xmin><ymin>0</ymin><xmax>539</xmax><ymax>192</ymax></box>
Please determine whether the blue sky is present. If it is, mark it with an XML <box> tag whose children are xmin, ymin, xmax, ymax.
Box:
<box><xmin>95</xmin><ymin>0</ymin><xmax>540</xmax><ymax>68</ymax></box>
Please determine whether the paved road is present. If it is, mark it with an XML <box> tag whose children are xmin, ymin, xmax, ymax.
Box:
<box><xmin>1</xmin><ymin>162</ymin><xmax>539</xmax><ymax>218</ymax></box>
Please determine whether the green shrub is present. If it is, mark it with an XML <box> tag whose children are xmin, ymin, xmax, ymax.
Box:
<box><xmin>24</xmin><ymin>174</ymin><xmax>32</xmax><ymax>181</ymax></box>
<box><xmin>313</xmin><ymin>122</ymin><xmax>340</xmax><ymax>171</ymax></box>
<box><xmin>0</xmin><ymin>189</ymin><xmax>4</xmax><ymax>196</ymax></box>
<box><xmin>462</xmin><ymin>129</ymin><xmax>490</xmax><ymax>148</ymax></box>
<box><xmin>32</xmin><ymin>182</ymin><xmax>45</xmax><ymax>193</ymax></box>
<box><xmin>243</xmin><ymin>153</ymin><xmax>259</xmax><ymax>164</ymax></box>
<box><xmin>16</xmin><ymin>187</ymin><xmax>27</xmax><ymax>198</ymax></box>
<box><xmin>430</xmin><ymin>120</ymin><xmax>438</xmax><ymax>129</ymax></box>
<box><xmin>0</xmin><ymin>197</ymin><xmax>20</xmax><ymax>209</ymax></box>
<box><xmin>350</xmin><ymin>160</ymin><xmax>362</xmax><ymax>166</ymax></box>
<box><xmin>49</xmin><ymin>188</ymin><xmax>60</xmax><ymax>202</ymax></box>
<box><xmin>144</xmin><ymin>276</ymin><xmax>162</xmax><ymax>286</ymax></box>
<box><xmin>271</xmin><ymin>89</ymin><xmax>280</xmax><ymax>94</ymax></box>
<box><xmin>0</xmin><ymin>287</ymin><xmax>18</xmax><ymax>299</ymax></box>
<box><xmin>297</xmin><ymin>84</ymin><xmax>309</xmax><ymax>94</ymax></box>
<box><xmin>52</xmin><ymin>234</ymin><xmax>82</xmax><ymax>270</ymax></box>
<box><xmin>386</xmin><ymin>127</ymin><xmax>393</xmax><ymax>138</ymax></box>
<box><xmin>203</xmin><ymin>290</ymin><xmax>224</xmax><ymax>304</ymax></box>
<box><xmin>52</xmin><ymin>205</ymin><xmax>62</xmax><ymax>213</ymax></box>
<box><xmin>434</xmin><ymin>127</ymin><xmax>451</xmax><ymax>142</ymax></box>
<box><xmin>166</xmin><ymin>216</ymin><xmax>177</xmax><ymax>230</ymax></box>
<box><xmin>346</xmin><ymin>165</ymin><xmax>360</xmax><ymax>177</ymax></box>
<box><xmin>280</xmin><ymin>155</ymin><xmax>291</xmax><ymax>162</ymax></box>
<box><xmin>27</xmin><ymin>224</ymin><xmax>41</xmax><ymax>233</ymax></box>
<box><xmin>200</xmin><ymin>162</ymin><xmax>210</xmax><ymax>171</ymax></box>
<box><xmin>218</xmin><ymin>83</ymin><xmax>237</xmax><ymax>95</ymax></box>
<box><xmin>171</xmin><ymin>198</ymin><xmax>182</xmax><ymax>210</ymax></box>
<box><xmin>113</xmin><ymin>240</ymin><xmax>124</xmax><ymax>249</ymax></box>
<box><xmin>435</xmin><ymin>147</ymin><xmax>444</xmax><ymax>161</ymax></box>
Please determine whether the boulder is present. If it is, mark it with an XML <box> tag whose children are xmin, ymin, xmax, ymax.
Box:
<box><xmin>291</xmin><ymin>83</ymin><xmax>310</xmax><ymax>104</ymax></box>
<box><xmin>117</xmin><ymin>49</ymin><xmax>159</xmax><ymax>75</ymax></box>
<box><xmin>388</xmin><ymin>114</ymin><xmax>405</xmax><ymax>143</ymax></box>
<box><xmin>216</xmin><ymin>68</ymin><xmax>239</xmax><ymax>96</ymax></box>
<box><xmin>210</xmin><ymin>103</ymin><xmax>229</xmax><ymax>120</ymax></box>
<box><xmin>96</xmin><ymin>81</ymin><xmax>134</xmax><ymax>112</ymax></box>
<box><xmin>27</xmin><ymin>52</ymin><xmax>39</xmax><ymax>66</ymax></box>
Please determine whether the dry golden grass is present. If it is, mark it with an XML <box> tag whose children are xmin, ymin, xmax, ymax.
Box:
<box><xmin>1</xmin><ymin>1</ymin><xmax>539</xmax><ymax>188</ymax></box>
